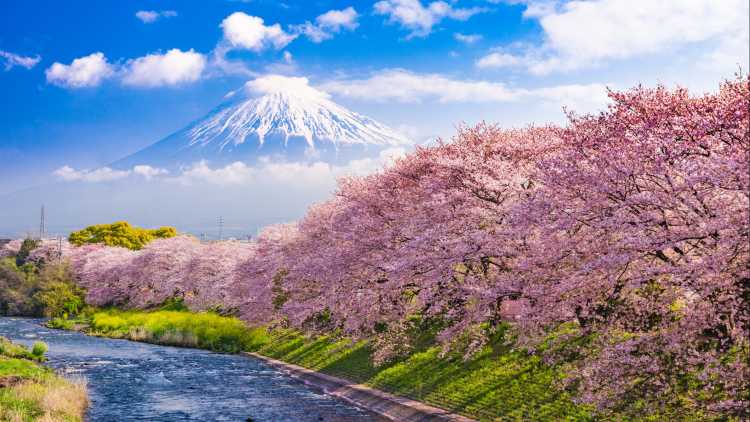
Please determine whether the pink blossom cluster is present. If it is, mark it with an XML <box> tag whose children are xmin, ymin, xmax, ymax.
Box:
<box><xmin>0</xmin><ymin>239</ymin><xmax>22</xmax><ymax>259</ymax></box>
<box><xmin>26</xmin><ymin>238</ymin><xmax>73</xmax><ymax>265</ymax></box>
<box><xmin>68</xmin><ymin>236</ymin><xmax>255</xmax><ymax>311</ymax></box>
<box><xmin>55</xmin><ymin>76</ymin><xmax>750</xmax><ymax>416</ymax></box>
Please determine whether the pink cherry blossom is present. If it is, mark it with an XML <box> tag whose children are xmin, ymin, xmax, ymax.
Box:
<box><xmin>52</xmin><ymin>76</ymin><xmax>748</xmax><ymax>418</ymax></box>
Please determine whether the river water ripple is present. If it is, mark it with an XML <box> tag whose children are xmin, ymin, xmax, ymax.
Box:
<box><xmin>0</xmin><ymin>318</ymin><xmax>386</xmax><ymax>421</ymax></box>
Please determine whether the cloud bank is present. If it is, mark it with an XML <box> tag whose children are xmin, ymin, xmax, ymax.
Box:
<box><xmin>52</xmin><ymin>147</ymin><xmax>407</xmax><ymax>187</ymax></box>
<box><xmin>321</xmin><ymin>69</ymin><xmax>610</xmax><ymax>110</ymax></box>
<box><xmin>477</xmin><ymin>0</ymin><xmax>749</xmax><ymax>74</ymax></box>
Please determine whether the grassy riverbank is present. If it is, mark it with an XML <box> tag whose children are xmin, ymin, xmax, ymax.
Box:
<box><xmin>53</xmin><ymin>309</ymin><xmax>592</xmax><ymax>421</ymax></box>
<box><xmin>0</xmin><ymin>336</ymin><xmax>87</xmax><ymax>422</ymax></box>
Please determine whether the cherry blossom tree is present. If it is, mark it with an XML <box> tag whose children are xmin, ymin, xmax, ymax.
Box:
<box><xmin>514</xmin><ymin>77</ymin><xmax>749</xmax><ymax>415</ymax></box>
<box><xmin>59</xmin><ymin>76</ymin><xmax>748</xmax><ymax>418</ymax></box>
<box><xmin>68</xmin><ymin>243</ymin><xmax>140</xmax><ymax>306</ymax></box>
<box><xmin>26</xmin><ymin>238</ymin><xmax>73</xmax><ymax>265</ymax></box>
<box><xmin>0</xmin><ymin>239</ymin><xmax>23</xmax><ymax>259</ymax></box>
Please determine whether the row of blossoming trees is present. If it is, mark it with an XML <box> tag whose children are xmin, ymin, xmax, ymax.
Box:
<box><xmin>6</xmin><ymin>78</ymin><xmax>747</xmax><ymax>417</ymax></box>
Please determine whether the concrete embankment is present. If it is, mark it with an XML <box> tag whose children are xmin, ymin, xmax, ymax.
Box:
<box><xmin>244</xmin><ymin>352</ymin><xmax>476</xmax><ymax>422</ymax></box>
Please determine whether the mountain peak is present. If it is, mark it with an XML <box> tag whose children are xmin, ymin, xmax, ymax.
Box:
<box><xmin>116</xmin><ymin>75</ymin><xmax>410</xmax><ymax>169</ymax></box>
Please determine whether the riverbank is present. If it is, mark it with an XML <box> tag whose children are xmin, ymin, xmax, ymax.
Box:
<box><xmin>0</xmin><ymin>336</ymin><xmax>87</xmax><ymax>422</ymax></box>
<box><xmin>51</xmin><ymin>309</ymin><xmax>593</xmax><ymax>421</ymax></box>
<box><xmin>247</xmin><ymin>352</ymin><xmax>475</xmax><ymax>422</ymax></box>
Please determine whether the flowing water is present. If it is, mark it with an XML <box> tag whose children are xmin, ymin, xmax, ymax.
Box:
<box><xmin>0</xmin><ymin>318</ymin><xmax>387</xmax><ymax>421</ymax></box>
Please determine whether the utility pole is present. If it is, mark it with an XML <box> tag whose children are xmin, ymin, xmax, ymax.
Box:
<box><xmin>39</xmin><ymin>205</ymin><xmax>46</xmax><ymax>240</ymax></box>
<box><xmin>57</xmin><ymin>236</ymin><xmax>63</xmax><ymax>263</ymax></box>
<box><xmin>218</xmin><ymin>216</ymin><xmax>224</xmax><ymax>241</ymax></box>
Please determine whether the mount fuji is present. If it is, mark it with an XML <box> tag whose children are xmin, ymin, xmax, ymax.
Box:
<box><xmin>115</xmin><ymin>76</ymin><xmax>411</xmax><ymax>169</ymax></box>
<box><xmin>0</xmin><ymin>76</ymin><xmax>413</xmax><ymax>237</ymax></box>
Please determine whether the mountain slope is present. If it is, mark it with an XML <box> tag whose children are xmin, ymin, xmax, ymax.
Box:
<box><xmin>115</xmin><ymin>76</ymin><xmax>410</xmax><ymax>169</ymax></box>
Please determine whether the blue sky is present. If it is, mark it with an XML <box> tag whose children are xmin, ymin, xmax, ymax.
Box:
<box><xmin>1</xmin><ymin>0</ymin><xmax>747</xmax><ymax>199</ymax></box>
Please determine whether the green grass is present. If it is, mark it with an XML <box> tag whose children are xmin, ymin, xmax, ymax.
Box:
<box><xmin>0</xmin><ymin>337</ymin><xmax>44</xmax><ymax>362</ymax></box>
<box><xmin>253</xmin><ymin>329</ymin><xmax>593</xmax><ymax>421</ymax></box>
<box><xmin>0</xmin><ymin>337</ymin><xmax>88</xmax><ymax>422</ymax></box>
<box><xmin>78</xmin><ymin>309</ymin><xmax>593</xmax><ymax>421</ymax></box>
<box><xmin>86</xmin><ymin>309</ymin><xmax>269</xmax><ymax>353</ymax></box>
<box><xmin>0</xmin><ymin>357</ymin><xmax>48</xmax><ymax>379</ymax></box>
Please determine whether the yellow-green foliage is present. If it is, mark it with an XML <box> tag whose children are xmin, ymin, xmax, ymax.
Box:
<box><xmin>0</xmin><ymin>337</ymin><xmax>88</xmax><ymax>422</ymax></box>
<box><xmin>89</xmin><ymin>310</ymin><xmax>268</xmax><ymax>353</ymax></box>
<box><xmin>68</xmin><ymin>221</ymin><xmax>177</xmax><ymax>250</ymax></box>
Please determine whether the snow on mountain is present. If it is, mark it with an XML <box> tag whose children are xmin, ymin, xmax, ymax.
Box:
<box><xmin>115</xmin><ymin>75</ymin><xmax>410</xmax><ymax>169</ymax></box>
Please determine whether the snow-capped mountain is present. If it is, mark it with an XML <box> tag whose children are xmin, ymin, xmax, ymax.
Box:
<box><xmin>115</xmin><ymin>76</ymin><xmax>410</xmax><ymax>169</ymax></box>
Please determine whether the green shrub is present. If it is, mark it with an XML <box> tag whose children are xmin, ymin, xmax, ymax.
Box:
<box><xmin>159</xmin><ymin>297</ymin><xmax>188</xmax><ymax>312</ymax></box>
<box><xmin>31</xmin><ymin>341</ymin><xmax>48</xmax><ymax>359</ymax></box>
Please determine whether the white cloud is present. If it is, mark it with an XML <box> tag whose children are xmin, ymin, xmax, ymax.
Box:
<box><xmin>122</xmin><ymin>48</ymin><xmax>206</xmax><ymax>87</ymax></box>
<box><xmin>322</xmin><ymin>69</ymin><xmax>517</xmax><ymax>103</ymax></box>
<box><xmin>175</xmin><ymin>161</ymin><xmax>255</xmax><ymax>186</ymax></box>
<box><xmin>133</xmin><ymin>165</ymin><xmax>168</xmax><ymax>179</ymax></box>
<box><xmin>220</xmin><ymin>12</ymin><xmax>297</xmax><ymax>52</ymax></box>
<box><xmin>171</xmin><ymin>150</ymin><xmax>409</xmax><ymax>187</ymax></box>
<box><xmin>374</xmin><ymin>0</ymin><xmax>487</xmax><ymax>38</ymax></box>
<box><xmin>53</xmin><ymin>166</ymin><xmax>130</xmax><ymax>182</ymax></box>
<box><xmin>293</xmin><ymin>7</ymin><xmax>360</xmax><ymax>43</ymax></box>
<box><xmin>453</xmin><ymin>33</ymin><xmax>482</xmax><ymax>44</ymax></box>
<box><xmin>135</xmin><ymin>10</ymin><xmax>177</xmax><ymax>24</ymax></box>
<box><xmin>282</xmin><ymin>51</ymin><xmax>293</xmax><ymax>64</ymax></box>
<box><xmin>340</xmin><ymin>147</ymin><xmax>409</xmax><ymax>175</ymax></box>
<box><xmin>0</xmin><ymin>50</ymin><xmax>40</xmax><ymax>70</ymax></box>
<box><xmin>322</xmin><ymin>69</ymin><xmax>610</xmax><ymax>109</ymax></box>
<box><xmin>45</xmin><ymin>52</ymin><xmax>114</xmax><ymax>88</ymax></box>
<box><xmin>262</xmin><ymin>160</ymin><xmax>333</xmax><ymax>184</ymax></box>
<box><xmin>244</xmin><ymin>74</ymin><xmax>329</xmax><ymax>99</ymax></box>
<box><xmin>476</xmin><ymin>52</ymin><xmax>522</xmax><ymax>68</ymax></box>
<box><xmin>293</xmin><ymin>22</ymin><xmax>330</xmax><ymax>43</ymax></box>
<box><xmin>483</xmin><ymin>0</ymin><xmax>750</xmax><ymax>74</ymax></box>
<box><xmin>316</xmin><ymin>7</ymin><xmax>359</xmax><ymax>31</ymax></box>
<box><xmin>53</xmin><ymin>164</ymin><xmax>169</xmax><ymax>182</ymax></box>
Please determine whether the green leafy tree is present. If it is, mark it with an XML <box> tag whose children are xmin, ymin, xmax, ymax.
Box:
<box><xmin>32</xmin><ymin>263</ymin><xmax>85</xmax><ymax>318</ymax></box>
<box><xmin>0</xmin><ymin>258</ymin><xmax>85</xmax><ymax>318</ymax></box>
<box><xmin>68</xmin><ymin>221</ymin><xmax>177</xmax><ymax>250</ymax></box>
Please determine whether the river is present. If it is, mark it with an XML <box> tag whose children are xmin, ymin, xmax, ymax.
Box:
<box><xmin>0</xmin><ymin>318</ymin><xmax>387</xmax><ymax>421</ymax></box>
